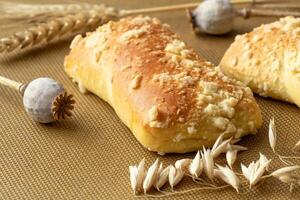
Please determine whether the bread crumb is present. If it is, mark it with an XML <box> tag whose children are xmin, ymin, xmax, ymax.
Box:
<box><xmin>180</xmin><ymin>49</ymin><xmax>191</xmax><ymax>58</ymax></box>
<box><xmin>226</xmin><ymin>123</ymin><xmax>236</xmax><ymax>133</ymax></box>
<box><xmin>121</xmin><ymin>65</ymin><xmax>132</xmax><ymax>71</ymax></box>
<box><xmin>165</xmin><ymin>39</ymin><xmax>186</xmax><ymax>54</ymax></box>
<box><xmin>232</xmin><ymin>57</ymin><xmax>238</xmax><ymax>66</ymax></box>
<box><xmin>173</xmin><ymin>133</ymin><xmax>184</xmax><ymax>142</ymax></box>
<box><xmin>248</xmin><ymin>121</ymin><xmax>255</xmax><ymax>132</ymax></box>
<box><xmin>197</xmin><ymin>94</ymin><xmax>213</xmax><ymax>104</ymax></box>
<box><xmin>131</xmin><ymin>16</ymin><xmax>151</xmax><ymax>25</ymax></box>
<box><xmin>148</xmin><ymin>105</ymin><xmax>159</xmax><ymax>121</ymax></box>
<box><xmin>147</xmin><ymin>105</ymin><xmax>169</xmax><ymax>128</ymax></box>
<box><xmin>120</xmin><ymin>27</ymin><xmax>147</xmax><ymax>42</ymax></box>
<box><xmin>212</xmin><ymin>117</ymin><xmax>229</xmax><ymax>130</ymax></box>
<box><xmin>70</xmin><ymin>34</ymin><xmax>82</xmax><ymax>49</ymax></box>
<box><xmin>130</xmin><ymin>74</ymin><xmax>142</xmax><ymax>89</ymax></box>
<box><xmin>178</xmin><ymin>117</ymin><xmax>185</xmax><ymax>122</ymax></box>
<box><xmin>181</xmin><ymin>59</ymin><xmax>195</xmax><ymax>68</ymax></box>
<box><xmin>78</xmin><ymin>82</ymin><xmax>88</xmax><ymax>94</ymax></box>
<box><xmin>252</xmin><ymin>35</ymin><xmax>262</xmax><ymax>43</ymax></box>
<box><xmin>187</xmin><ymin>126</ymin><xmax>197</xmax><ymax>134</ymax></box>
<box><xmin>199</xmin><ymin>81</ymin><xmax>219</xmax><ymax>95</ymax></box>
<box><xmin>204</xmin><ymin>104</ymin><xmax>219</xmax><ymax>115</ymax></box>
<box><xmin>218</xmin><ymin>99</ymin><xmax>235</xmax><ymax>118</ymax></box>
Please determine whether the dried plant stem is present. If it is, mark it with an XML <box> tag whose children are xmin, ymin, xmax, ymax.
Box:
<box><xmin>237</xmin><ymin>7</ymin><xmax>300</xmax><ymax>18</ymax></box>
<box><xmin>272</xmin><ymin>151</ymin><xmax>300</xmax><ymax>165</ymax></box>
<box><xmin>277</xmin><ymin>154</ymin><xmax>300</xmax><ymax>166</ymax></box>
<box><xmin>135</xmin><ymin>185</ymin><xmax>230</xmax><ymax>198</ymax></box>
<box><xmin>120</xmin><ymin>0</ymin><xmax>291</xmax><ymax>16</ymax></box>
<box><xmin>190</xmin><ymin>177</ymin><xmax>218</xmax><ymax>188</ymax></box>
<box><xmin>255</xmin><ymin>3</ymin><xmax>300</xmax><ymax>9</ymax></box>
<box><xmin>281</xmin><ymin>156</ymin><xmax>300</xmax><ymax>159</ymax></box>
<box><xmin>0</xmin><ymin>75</ymin><xmax>26</xmax><ymax>94</ymax></box>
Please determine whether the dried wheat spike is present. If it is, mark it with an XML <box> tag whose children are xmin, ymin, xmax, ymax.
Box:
<box><xmin>0</xmin><ymin>4</ymin><xmax>119</xmax><ymax>53</ymax></box>
<box><xmin>52</xmin><ymin>92</ymin><xmax>75</xmax><ymax>120</ymax></box>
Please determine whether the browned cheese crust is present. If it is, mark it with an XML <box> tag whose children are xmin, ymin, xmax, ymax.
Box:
<box><xmin>64</xmin><ymin>16</ymin><xmax>262</xmax><ymax>153</ymax></box>
<box><xmin>220</xmin><ymin>16</ymin><xmax>300</xmax><ymax>107</ymax></box>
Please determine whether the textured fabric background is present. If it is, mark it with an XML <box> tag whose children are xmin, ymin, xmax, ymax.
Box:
<box><xmin>0</xmin><ymin>0</ymin><xmax>300</xmax><ymax>199</ymax></box>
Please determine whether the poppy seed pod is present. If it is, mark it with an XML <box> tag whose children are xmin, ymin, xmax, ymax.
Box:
<box><xmin>191</xmin><ymin>0</ymin><xmax>235</xmax><ymax>35</ymax></box>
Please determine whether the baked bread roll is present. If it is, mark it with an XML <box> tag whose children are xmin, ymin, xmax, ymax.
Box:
<box><xmin>220</xmin><ymin>16</ymin><xmax>300</xmax><ymax>107</ymax></box>
<box><xmin>64</xmin><ymin>16</ymin><xmax>262</xmax><ymax>153</ymax></box>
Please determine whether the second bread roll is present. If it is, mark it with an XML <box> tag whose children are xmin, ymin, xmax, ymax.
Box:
<box><xmin>220</xmin><ymin>16</ymin><xmax>300</xmax><ymax>107</ymax></box>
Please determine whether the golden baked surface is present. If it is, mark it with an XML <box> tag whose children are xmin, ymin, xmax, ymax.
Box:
<box><xmin>64</xmin><ymin>16</ymin><xmax>262</xmax><ymax>153</ymax></box>
<box><xmin>220</xmin><ymin>16</ymin><xmax>300</xmax><ymax>107</ymax></box>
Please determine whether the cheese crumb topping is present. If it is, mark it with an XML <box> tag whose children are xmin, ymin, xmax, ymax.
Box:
<box><xmin>119</xmin><ymin>27</ymin><xmax>147</xmax><ymax>42</ymax></box>
<box><xmin>212</xmin><ymin>117</ymin><xmax>229</xmax><ymax>130</ymax></box>
<box><xmin>130</xmin><ymin>74</ymin><xmax>142</xmax><ymax>89</ymax></box>
<box><xmin>165</xmin><ymin>40</ymin><xmax>186</xmax><ymax>54</ymax></box>
<box><xmin>187</xmin><ymin>125</ymin><xmax>197</xmax><ymax>134</ymax></box>
<box><xmin>199</xmin><ymin>81</ymin><xmax>219</xmax><ymax>95</ymax></box>
<box><xmin>131</xmin><ymin>16</ymin><xmax>151</xmax><ymax>25</ymax></box>
<box><xmin>148</xmin><ymin>105</ymin><xmax>159</xmax><ymax>121</ymax></box>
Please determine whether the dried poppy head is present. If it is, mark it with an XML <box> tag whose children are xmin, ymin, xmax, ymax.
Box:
<box><xmin>187</xmin><ymin>0</ymin><xmax>235</xmax><ymax>35</ymax></box>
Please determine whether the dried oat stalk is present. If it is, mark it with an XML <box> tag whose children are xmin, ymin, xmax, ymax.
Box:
<box><xmin>0</xmin><ymin>3</ymin><xmax>119</xmax><ymax>53</ymax></box>
<box><xmin>268</xmin><ymin>118</ymin><xmax>300</xmax><ymax>165</ymax></box>
<box><xmin>129</xmin><ymin>119</ymin><xmax>300</xmax><ymax>196</ymax></box>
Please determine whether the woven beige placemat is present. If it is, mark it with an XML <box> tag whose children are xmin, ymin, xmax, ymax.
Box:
<box><xmin>0</xmin><ymin>0</ymin><xmax>299</xmax><ymax>199</ymax></box>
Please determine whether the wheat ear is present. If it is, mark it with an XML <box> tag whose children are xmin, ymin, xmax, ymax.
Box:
<box><xmin>0</xmin><ymin>4</ymin><xmax>119</xmax><ymax>53</ymax></box>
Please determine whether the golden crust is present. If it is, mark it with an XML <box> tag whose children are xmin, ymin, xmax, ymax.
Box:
<box><xmin>220</xmin><ymin>16</ymin><xmax>300</xmax><ymax>107</ymax></box>
<box><xmin>64</xmin><ymin>16</ymin><xmax>262</xmax><ymax>153</ymax></box>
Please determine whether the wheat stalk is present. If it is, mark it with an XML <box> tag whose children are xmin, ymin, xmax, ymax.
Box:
<box><xmin>0</xmin><ymin>4</ymin><xmax>119</xmax><ymax>53</ymax></box>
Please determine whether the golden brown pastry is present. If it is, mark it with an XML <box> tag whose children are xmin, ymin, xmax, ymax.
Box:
<box><xmin>220</xmin><ymin>16</ymin><xmax>300</xmax><ymax>107</ymax></box>
<box><xmin>64</xmin><ymin>16</ymin><xmax>262</xmax><ymax>153</ymax></box>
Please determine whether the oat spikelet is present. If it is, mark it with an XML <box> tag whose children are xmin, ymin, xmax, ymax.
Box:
<box><xmin>154</xmin><ymin>164</ymin><xmax>171</xmax><ymax>190</ymax></box>
<box><xmin>201</xmin><ymin>147</ymin><xmax>214</xmax><ymax>180</ymax></box>
<box><xmin>129</xmin><ymin>158</ymin><xmax>145</xmax><ymax>194</ymax></box>
<box><xmin>276</xmin><ymin>174</ymin><xmax>300</xmax><ymax>190</ymax></box>
<box><xmin>211</xmin><ymin>133</ymin><xmax>225</xmax><ymax>153</ymax></box>
<box><xmin>241</xmin><ymin>163</ymin><xmax>252</xmax><ymax>181</ymax></box>
<box><xmin>250</xmin><ymin>160</ymin><xmax>270</xmax><ymax>187</ymax></box>
<box><xmin>226</xmin><ymin>149</ymin><xmax>237</xmax><ymax>169</ymax></box>
<box><xmin>241</xmin><ymin>153</ymin><xmax>272</xmax><ymax>188</ymax></box>
<box><xmin>212</xmin><ymin>138</ymin><xmax>232</xmax><ymax>158</ymax></box>
<box><xmin>258</xmin><ymin>153</ymin><xmax>270</xmax><ymax>171</ymax></box>
<box><xmin>129</xmin><ymin>166</ymin><xmax>139</xmax><ymax>193</ymax></box>
<box><xmin>271</xmin><ymin>166</ymin><xmax>300</xmax><ymax>178</ymax></box>
<box><xmin>269</xmin><ymin>118</ymin><xmax>277</xmax><ymax>153</ymax></box>
<box><xmin>230</xmin><ymin>138</ymin><xmax>241</xmax><ymax>144</ymax></box>
<box><xmin>137</xmin><ymin>159</ymin><xmax>146</xmax><ymax>190</ymax></box>
<box><xmin>215</xmin><ymin>165</ymin><xmax>240</xmax><ymax>192</ymax></box>
<box><xmin>169</xmin><ymin>165</ymin><xmax>184</xmax><ymax>190</ymax></box>
<box><xmin>175</xmin><ymin>158</ymin><xmax>192</xmax><ymax>171</ymax></box>
<box><xmin>189</xmin><ymin>151</ymin><xmax>203</xmax><ymax>178</ymax></box>
<box><xmin>0</xmin><ymin>3</ymin><xmax>119</xmax><ymax>53</ymax></box>
<box><xmin>227</xmin><ymin>144</ymin><xmax>248</xmax><ymax>152</ymax></box>
<box><xmin>143</xmin><ymin>159</ymin><xmax>159</xmax><ymax>193</ymax></box>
